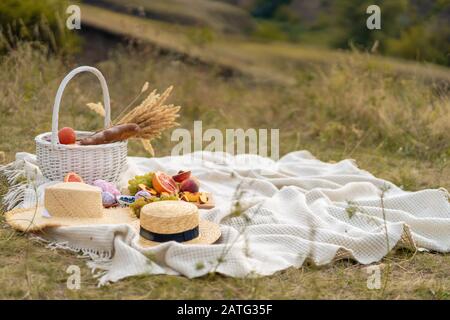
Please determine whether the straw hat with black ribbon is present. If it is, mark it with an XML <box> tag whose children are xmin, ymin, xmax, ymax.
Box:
<box><xmin>5</xmin><ymin>182</ymin><xmax>136</xmax><ymax>232</ymax></box>
<box><xmin>136</xmin><ymin>200</ymin><xmax>221</xmax><ymax>246</ymax></box>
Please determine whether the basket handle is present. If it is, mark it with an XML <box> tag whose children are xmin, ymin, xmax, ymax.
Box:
<box><xmin>51</xmin><ymin>66</ymin><xmax>111</xmax><ymax>145</ymax></box>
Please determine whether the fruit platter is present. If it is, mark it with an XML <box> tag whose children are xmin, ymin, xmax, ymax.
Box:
<box><xmin>62</xmin><ymin>169</ymin><xmax>214</xmax><ymax>218</ymax></box>
<box><xmin>127</xmin><ymin>170</ymin><xmax>214</xmax><ymax>217</ymax></box>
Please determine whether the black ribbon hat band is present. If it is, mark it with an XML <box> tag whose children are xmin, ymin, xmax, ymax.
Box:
<box><xmin>140</xmin><ymin>225</ymin><xmax>200</xmax><ymax>243</ymax></box>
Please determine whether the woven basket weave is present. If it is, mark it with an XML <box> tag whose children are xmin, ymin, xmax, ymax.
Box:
<box><xmin>36</xmin><ymin>66</ymin><xmax>127</xmax><ymax>184</ymax></box>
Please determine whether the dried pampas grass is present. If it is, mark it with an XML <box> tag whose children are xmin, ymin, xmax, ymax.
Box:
<box><xmin>86</xmin><ymin>83</ymin><xmax>180</xmax><ymax>156</ymax></box>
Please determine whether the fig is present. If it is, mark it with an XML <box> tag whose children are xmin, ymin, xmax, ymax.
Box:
<box><xmin>102</xmin><ymin>191</ymin><xmax>117</xmax><ymax>208</ymax></box>
<box><xmin>135</xmin><ymin>190</ymin><xmax>151</xmax><ymax>200</ymax></box>
<box><xmin>179</xmin><ymin>177</ymin><xmax>200</xmax><ymax>193</ymax></box>
<box><xmin>172</xmin><ymin>170</ymin><xmax>191</xmax><ymax>183</ymax></box>
<box><xmin>93</xmin><ymin>179</ymin><xmax>120</xmax><ymax>196</ymax></box>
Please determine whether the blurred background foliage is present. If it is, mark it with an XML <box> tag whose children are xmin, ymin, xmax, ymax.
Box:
<box><xmin>235</xmin><ymin>0</ymin><xmax>450</xmax><ymax>66</ymax></box>
<box><xmin>0</xmin><ymin>0</ymin><xmax>79</xmax><ymax>55</ymax></box>
<box><xmin>0</xmin><ymin>0</ymin><xmax>448</xmax><ymax>65</ymax></box>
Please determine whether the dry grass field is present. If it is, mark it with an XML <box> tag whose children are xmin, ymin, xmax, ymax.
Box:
<box><xmin>0</xmin><ymin>2</ymin><xmax>449</xmax><ymax>299</ymax></box>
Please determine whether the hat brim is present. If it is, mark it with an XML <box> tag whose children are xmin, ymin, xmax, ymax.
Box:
<box><xmin>135</xmin><ymin>219</ymin><xmax>221</xmax><ymax>247</ymax></box>
<box><xmin>5</xmin><ymin>206</ymin><xmax>137</xmax><ymax>232</ymax></box>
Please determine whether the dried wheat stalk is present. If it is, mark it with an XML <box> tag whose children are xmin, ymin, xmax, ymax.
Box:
<box><xmin>86</xmin><ymin>84</ymin><xmax>180</xmax><ymax>155</ymax></box>
<box><xmin>116</xmin><ymin>85</ymin><xmax>180</xmax><ymax>140</ymax></box>
<box><xmin>86</xmin><ymin>102</ymin><xmax>106</xmax><ymax>117</ymax></box>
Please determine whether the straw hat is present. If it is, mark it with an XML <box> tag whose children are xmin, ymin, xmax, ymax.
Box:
<box><xmin>137</xmin><ymin>200</ymin><xmax>221</xmax><ymax>246</ymax></box>
<box><xmin>5</xmin><ymin>182</ymin><xmax>136</xmax><ymax>232</ymax></box>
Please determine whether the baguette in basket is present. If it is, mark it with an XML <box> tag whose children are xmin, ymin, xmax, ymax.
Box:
<box><xmin>79</xmin><ymin>123</ymin><xmax>141</xmax><ymax>145</ymax></box>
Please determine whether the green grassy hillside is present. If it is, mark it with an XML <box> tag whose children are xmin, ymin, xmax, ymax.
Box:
<box><xmin>83</xmin><ymin>0</ymin><xmax>255</xmax><ymax>33</ymax></box>
<box><xmin>79</xmin><ymin>4</ymin><xmax>450</xmax><ymax>86</ymax></box>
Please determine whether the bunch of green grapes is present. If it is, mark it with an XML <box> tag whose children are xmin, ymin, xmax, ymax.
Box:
<box><xmin>129</xmin><ymin>197</ymin><xmax>150</xmax><ymax>218</ymax></box>
<box><xmin>128</xmin><ymin>172</ymin><xmax>154</xmax><ymax>195</ymax></box>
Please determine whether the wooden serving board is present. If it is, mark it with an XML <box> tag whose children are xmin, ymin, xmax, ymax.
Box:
<box><xmin>194</xmin><ymin>192</ymin><xmax>215</xmax><ymax>210</ymax></box>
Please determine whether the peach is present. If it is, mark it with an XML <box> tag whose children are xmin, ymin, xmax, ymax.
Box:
<box><xmin>179</xmin><ymin>177</ymin><xmax>199</xmax><ymax>193</ymax></box>
<box><xmin>58</xmin><ymin>127</ymin><xmax>76</xmax><ymax>144</ymax></box>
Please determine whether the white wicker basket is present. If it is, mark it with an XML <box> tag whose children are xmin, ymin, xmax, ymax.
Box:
<box><xmin>36</xmin><ymin>66</ymin><xmax>128</xmax><ymax>184</ymax></box>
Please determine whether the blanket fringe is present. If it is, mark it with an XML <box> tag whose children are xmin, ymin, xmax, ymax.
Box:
<box><xmin>2</xmin><ymin>183</ymin><xmax>23</xmax><ymax>210</ymax></box>
<box><xmin>0</xmin><ymin>159</ymin><xmax>25</xmax><ymax>185</ymax></box>
<box><xmin>0</xmin><ymin>158</ymin><xmax>48</xmax><ymax>211</ymax></box>
<box><xmin>46</xmin><ymin>240</ymin><xmax>113</xmax><ymax>261</ymax></box>
<box><xmin>1</xmin><ymin>160</ymin><xmax>29</xmax><ymax>210</ymax></box>
<box><xmin>48</xmin><ymin>239</ymin><xmax>114</xmax><ymax>286</ymax></box>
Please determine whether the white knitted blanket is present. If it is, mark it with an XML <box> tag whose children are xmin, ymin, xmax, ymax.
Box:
<box><xmin>1</xmin><ymin>151</ymin><xmax>449</xmax><ymax>285</ymax></box>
